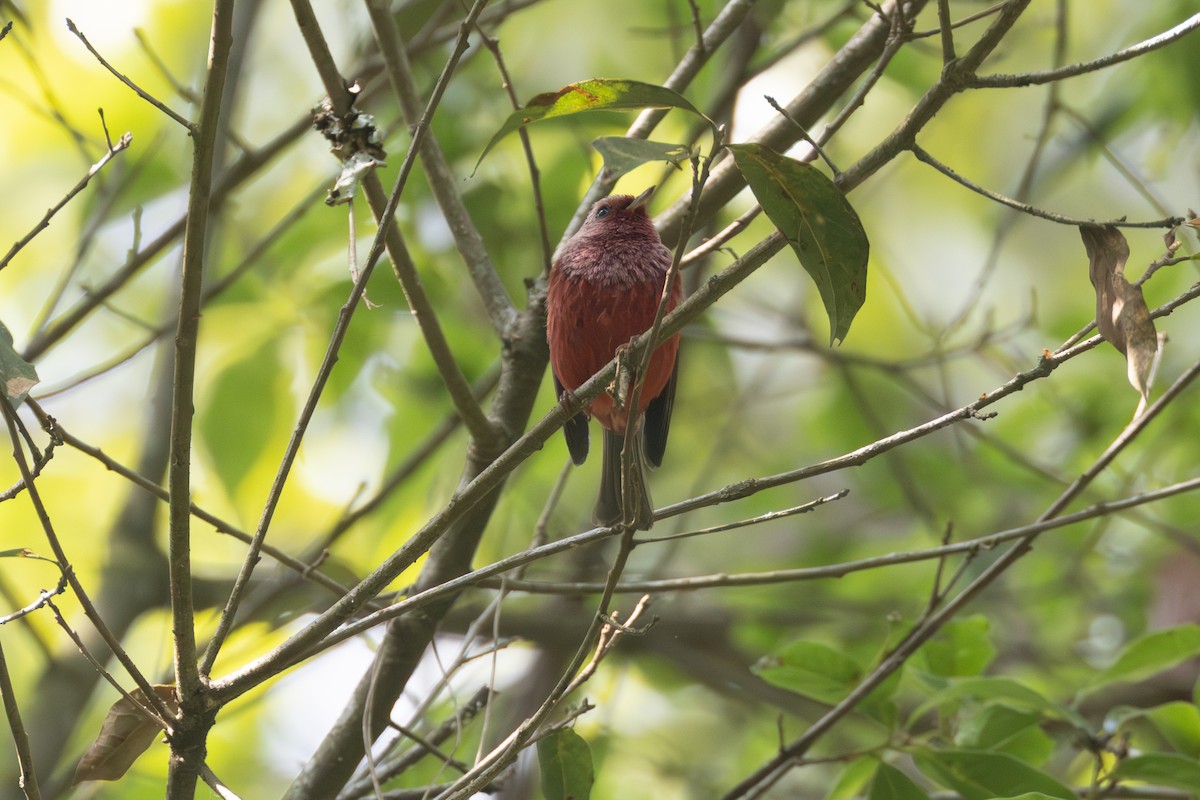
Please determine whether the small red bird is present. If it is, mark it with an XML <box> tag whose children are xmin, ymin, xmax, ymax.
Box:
<box><xmin>546</xmin><ymin>188</ymin><xmax>681</xmax><ymax>529</ymax></box>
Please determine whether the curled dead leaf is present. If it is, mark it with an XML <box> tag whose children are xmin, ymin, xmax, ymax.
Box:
<box><xmin>74</xmin><ymin>684</ymin><xmax>177</xmax><ymax>784</ymax></box>
<box><xmin>1079</xmin><ymin>224</ymin><xmax>1159</xmax><ymax>414</ymax></box>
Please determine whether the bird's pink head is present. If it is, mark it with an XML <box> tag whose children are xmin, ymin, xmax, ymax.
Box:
<box><xmin>577</xmin><ymin>186</ymin><xmax>657</xmax><ymax>237</ymax></box>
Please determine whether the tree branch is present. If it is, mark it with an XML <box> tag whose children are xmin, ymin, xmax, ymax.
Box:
<box><xmin>970</xmin><ymin>12</ymin><xmax>1200</xmax><ymax>88</ymax></box>
<box><xmin>365</xmin><ymin>0</ymin><xmax>518</xmax><ymax>334</ymax></box>
<box><xmin>165</xmin><ymin>0</ymin><xmax>237</xmax><ymax>793</ymax></box>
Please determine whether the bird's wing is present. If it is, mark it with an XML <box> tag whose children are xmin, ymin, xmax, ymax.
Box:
<box><xmin>643</xmin><ymin>357</ymin><xmax>677</xmax><ymax>469</ymax></box>
<box><xmin>554</xmin><ymin>372</ymin><xmax>590</xmax><ymax>466</ymax></box>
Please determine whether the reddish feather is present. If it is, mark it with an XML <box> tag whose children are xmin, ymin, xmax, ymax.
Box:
<box><xmin>546</xmin><ymin>190</ymin><xmax>681</xmax><ymax>528</ymax></box>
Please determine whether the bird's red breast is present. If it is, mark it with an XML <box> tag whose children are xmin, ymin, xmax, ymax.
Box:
<box><xmin>546</xmin><ymin>194</ymin><xmax>680</xmax><ymax>434</ymax></box>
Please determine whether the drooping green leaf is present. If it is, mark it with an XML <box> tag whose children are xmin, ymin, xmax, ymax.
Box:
<box><xmin>869</xmin><ymin>762</ymin><xmax>929</xmax><ymax>800</ymax></box>
<box><xmin>1088</xmin><ymin>624</ymin><xmax>1200</xmax><ymax>692</ymax></box>
<box><xmin>728</xmin><ymin>142</ymin><xmax>869</xmax><ymax>344</ymax></box>
<box><xmin>476</xmin><ymin>78</ymin><xmax>709</xmax><ymax>170</ymax></box>
<box><xmin>918</xmin><ymin>615</ymin><xmax>997</xmax><ymax>678</ymax></box>
<box><xmin>537</xmin><ymin>728</ymin><xmax>593</xmax><ymax>800</ymax></box>
<box><xmin>592</xmin><ymin>137</ymin><xmax>693</xmax><ymax>180</ymax></box>
<box><xmin>914</xmin><ymin>750</ymin><xmax>1075</xmax><ymax>800</ymax></box>
<box><xmin>1108</xmin><ymin>753</ymin><xmax>1200</xmax><ymax>792</ymax></box>
<box><xmin>753</xmin><ymin>640</ymin><xmax>861</xmax><ymax>705</ymax></box>
<box><xmin>1146</xmin><ymin>701</ymin><xmax>1200</xmax><ymax>758</ymax></box>
<box><xmin>0</xmin><ymin>319</ymin><xmax>38</xmax><ymax>405</ymax></box>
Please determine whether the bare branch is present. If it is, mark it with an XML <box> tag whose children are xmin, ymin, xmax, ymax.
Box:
<box><xmin>0</xmin><ymin>127</ymin><xmax>132</xmax><ymax>272</ymax></box>
<box><xmin>366</xmin><ymin>1</ymin><xmax>518</xmax><ymax>333</ymax></box>
<box><xmin>166</xmin><ymin>0</ymin><xmax>237</xmax><ymax>720</ymax></box>
<box><xmin>912</xmin><ymin>144</ymin><xmax>1184</xmax><ymax>229</ymax></box>
<box><xmin>0</xmin><ymin>641</ymin><xmax>41</xmax><ymax>800</ymax></box>
<box><xmin>65</xmin><ymin>18</ymin><xmax>194</xmax><ymax>131</ymax></box>
<box><xmin>971</xmin><ymin>12</ymin><xmax>1200</xmax><ymax>88</ymax></box>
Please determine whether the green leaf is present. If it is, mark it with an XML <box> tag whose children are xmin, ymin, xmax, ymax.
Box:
<box><xmin>828</xmin><ymin>756</ymin><xmax>880</xmax><ymax>799</ymax></box>
<box><xmin>1146</xmin><ymin>701</ymin><xmax>1200</xmax><ymax>758</ymax></box>
<box><xmin>591</xmin><ymin>137</ymin><xmax>693</xmax><ymax>180</ymax></box>
<box><xmin>1089</xmin><ymin>624</ymin><xmax>1200</xmax><ymax>692</ymax></box>
<box><xmin>955</xmin><ymin>704</ymin><xmax>1054</xmax><ymax>764</ymax></box>
<box><xmin>909</xmin><ymin>678</ymin><xmax>1065</xmax><ymax>728</ymax></box>
<box><xmin>0</xmin><ymin>319</ymin><xmax>38</xmax><ymax>405</ymax></box>
<box><xmin>1108</xmin><ymin>753</ymin><xmax>1200</xmax><ymax>792</ymax></box>
<box><xmin>476</xmin><ymin>78</ymin><xmax>709</xmax><ymax>170</ymax></box>
<box><xmin>537</xmin><ymin>728</ymin><xmax>594</xmax><ymax>800</ymax></box>
<box><xmin>918</xmin><ymin>615</ymin><xmax>997</xmax><ymax>678</ymax></box>
<box><xmin>753</xmin><ymin>640</ymin><xmax>861</xmax><ymax>704</ymax></box>
<box><xmin>914</xmin><ymin>750</ymin><xmax>1075</xmax><ymax>800</ymax></box>
<box><xmin>869</xmin><ymin>763</ymin><xmax>929</xmax><ymax>800</ymax></box>
<box><xmin>198</xmin><ymin>339</ymin><xmax>284</xmax><ymax>496</ymax></box>
<box><xmin>727</xmin><ymin>142</ymin><xmax>869</xmax><ymax>344</ymax></box>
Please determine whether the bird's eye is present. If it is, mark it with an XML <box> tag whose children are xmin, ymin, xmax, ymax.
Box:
<box><xmin>595</xmin><ymin>205</ymin><xmax>610</xmax><ymax>218</ymax></box>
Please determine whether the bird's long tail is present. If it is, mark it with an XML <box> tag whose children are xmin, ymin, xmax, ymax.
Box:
<box><xmin>595</xmin><ymin>427</ymin><xmax>654</xmax><ymax>530</ymax></box>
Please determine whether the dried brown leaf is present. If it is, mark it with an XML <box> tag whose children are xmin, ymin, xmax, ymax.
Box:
<box><xmin>74</xmin><ymin>684</ymin><xmax>177</xmax><ymax>784</ymax></box>
<box><xmin>1080</xmin><ymin>224</ymin><xmax>1159</xmax><ymax>411</ymax></box>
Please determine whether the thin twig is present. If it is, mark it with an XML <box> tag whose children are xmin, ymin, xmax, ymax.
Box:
<box><xmin>199</xmin><ymin>764</ymin><xmax>243</xmax><ymax>800</ymax></box>
<box><xmin>475</xmin><ymin>31</ymin><xmax>553</xmax><ymax>276</ymax></box>
<box><xmin>43</xmin><ymin>598</ymin><xmax>169</xmax><ymax>731</ymax></box>
<box><xmin>23</xmin><ymin>113</ymin><xmax>313</xmax><ymax>362</ymax></box>
<box><xmin>367</xmin><ymin>0</ymin><xmax>518</xmax><ymax>335</ymax></box>
<box><xmin>764</xmin><ymin>96</ymin><xmax>839</xmax><ymax>173</ymax></box>
<box><xmin>0</xmin><ymin>401</ymin><xmax>173</xmax><ymax>722</ymax></box>
<box><xmin>911</xmin><ymin>144</ymin><xmax>1182</xmax><ymax>229</ymax></box>
<box><xmin>971</xmin><ymin>12</ymin><xmax>1200</xmax><ymax>88</ymax></box>
<box><xmin>0</xmin><ymin>129</ymin><xmax>132</xmax><ymax>272</ymax></box>
<box><xmin>0</xmin><ymin>641</ymin><xmax>41</xmax><ymax>800</ymax></box>
<box><xmin>634</xmin><ymin>491</ymin><xmax>849</xmax><ymax>545</ymax></box>
<box><xmin>65</xmin><ymin>19</ymin><xmax>194</xmax><ymax>131</ymax></box>
<box><xmin>681</xmin><ymin>204</ymin><xmax>760</xmax><ymax>266</ymax></box>
<box><xmin>906</xmin><ymin>1</ymin><xmax>1006</xmax><ymax>40</ymax></box>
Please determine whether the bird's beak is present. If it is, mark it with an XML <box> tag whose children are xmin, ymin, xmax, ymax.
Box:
<box><xmin>629</xmin><ymin>186</ymin><xmax>656</xmax><ymax>210</ymax></box>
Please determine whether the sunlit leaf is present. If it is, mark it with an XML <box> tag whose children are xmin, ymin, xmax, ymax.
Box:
<box><xmin>728</xmin><ymin>143</ymin><xmax>869</xmax><ymax>344</ymax></box>
<box><xmin>476</xmin><ymin>78</ymin><xmax>709</xmax><ymax>170</ymax></box>
<box><xmin>1088</xmin><ymin>624</ymin><xmax>1200</xmax><ymax>692</ymax></box>
<box><xmin>1080</xmin><ymin>224</ymin><xmax>1158</xmax><ymax>413</ymax></box>
<box><xmin>869</xmin><ymin>762</ymin><xmax>929</xmax><ymax>800</ymax></box>
<box><xmin>1108</xmin><ymin>753</ymin><xmax>1200</xmax><ymax>792</ymax></box>
<box><xmin>914</xmin><ymin>750</ymin><xmax>1075</xmax><ymax>800</ymax></box>
<box><xmin>537</xmin><ymin>728</ymin><xmax>593</xmax><ymax>800</ymax></box>
<box><xmin>753</xmin><ymin>640</ymin><xmax>861</xmax><ymax>704</ymax></box>
<box><xmin>0</xmin><ymin>319</ymin><xmax>38</xmax><ymax>405</ymax></box>
<box><xmin>74</xmin><ymin>685</ymin><xmax>178</xmax><ymax>784</ymax></box>
<box><xmin>592</xmin><ymin>137</ymin><xmax>693</xmax><ymax>180</ymax></box>
<box><xmin>829</xmin><ymin>756</ymin><xmax>881</xmax><ymax>799</ymax></box>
